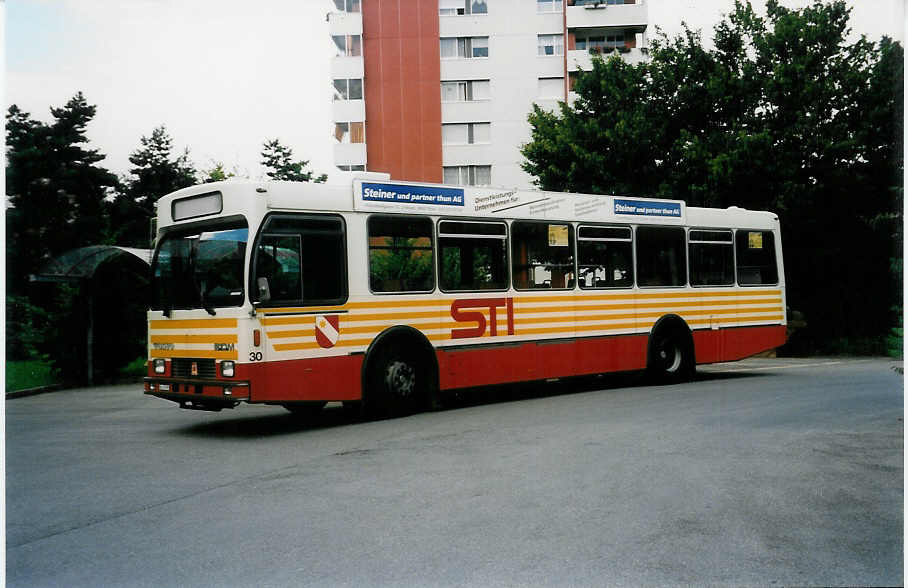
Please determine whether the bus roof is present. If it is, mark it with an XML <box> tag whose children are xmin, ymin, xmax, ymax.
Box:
<box><xmin>156</xmin><ymin>175</ymin><xmax>778</xmax><ymax>230</ymax></box>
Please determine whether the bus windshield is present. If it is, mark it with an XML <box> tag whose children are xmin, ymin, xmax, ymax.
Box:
<box><xmin>151</xmin><ymin>220</ymin><xmax>249</xmax><ymax>314</ymax></box>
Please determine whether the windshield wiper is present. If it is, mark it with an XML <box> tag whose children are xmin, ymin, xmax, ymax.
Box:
<box><xmin>189</xmin><ymin>242</ymin><xmax>216</xmax><ymax>316</ymax></box>
<box><xmin>197</xmin><ymin>281</ymin><xmax>216</xmax><ymax>316</ymax></box>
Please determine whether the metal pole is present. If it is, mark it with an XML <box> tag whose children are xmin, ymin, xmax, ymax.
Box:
<box><xmin>87</xmin><ymin>290</ymin><xmax>93</xmax><ymax>387</ymax></box>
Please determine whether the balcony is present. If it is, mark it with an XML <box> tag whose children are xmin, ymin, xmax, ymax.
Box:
<box><xmin>333</xmin><ymin>99</ymin><xmax>365</xmax><ymax>123</ymax></box>
<box><xmin>334</xmin><ymin>142</ymin><xmax>367</xmax><ymax>166</ymax></box>
<box><xmin>567</xmin><ymin>1</ymin><xmax>647</xmax><ymax>29</ymax></box>
<box><xmin>567</xmin><ymin>46</ymin><xmax>648</xmax><ymax>71</ymax></box>
<box><xmin>328</xmin><ymin>10</ymin><xmax>362</xmax><ymax>35</ymax></box>
<box><xmin>331</xmin><ymin>55</ymin><xmax>364</xmax><ymax>79</ymax></box>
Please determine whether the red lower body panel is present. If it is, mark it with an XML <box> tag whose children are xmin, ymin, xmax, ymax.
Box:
<box><xmin>693</xmin><ymin>325</ymin><xmax>787</xmax><ymax>364</ymax></box>
<box><xmin>233</xmin><ymin>324</ymin><xmax>786</xmax><ymax>403</ymax></box>
<box><xmin>243</xmin><ymin>355</ymin><xmax>364</xmax><ymax>403</ymax></box>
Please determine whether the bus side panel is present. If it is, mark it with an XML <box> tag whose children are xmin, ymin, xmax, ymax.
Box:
<box><xmin>244</xmin><ymin>355</ymin><xmax>364</xmax><ymax>403</ymax></box>
<box><xmin>720</xmin><ymin>325</ymin><xmax>786</xmax><ymax>362</ymax></box>
<box><xmin>573</xmin><ymin>334</ymin><xmax>648</xmax><ymax>375</ymax></box>
<box><xmin>438</xmin><ymin>333</ymin><xmax>649</xmax><ymax>390</ymax></box>
<box><xmin>439</xmin><ymin>343</ymin><xmax>538</xmax><ymax>390</ymax></box>
<box><xmin>692</xmin><ymin>329</ymin><xmax>723</xmax><ymax>364</ymax></box>
<box><xmin>694</xmin><ymin>324</ymin><xmax>786</xmax><ymax>364</ymax></box>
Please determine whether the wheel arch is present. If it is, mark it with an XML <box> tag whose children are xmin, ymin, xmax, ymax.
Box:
<box><xmin>648</xmin><ymin>314</ymin><xmax>695</xmax><ymax>366</ymax></box>
<box><xmin>361</xmin><ymin>325</ymin><xmax>439</xmax><ymax>402</ymax></box>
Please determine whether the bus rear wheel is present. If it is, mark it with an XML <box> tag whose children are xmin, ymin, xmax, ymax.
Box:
<box><xmin>647</xmin><ymin>327</ymin><xmax>695</xmax><ymax>384</ymax></box>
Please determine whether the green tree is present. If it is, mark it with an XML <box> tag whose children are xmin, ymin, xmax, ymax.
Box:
<box><xmin>202</xmin><ymin>161</ymin><xmax>241</xmax><ymax>183</ymax></box>
<box><xmin>521</xmin><ymin>0</ymin><xmax>903</xmax><ymax>352</ymax></box>
<box><xmin>111</xmin><ymin>125</ymin><xmax>197</xmax><ymax>247</ymax></box>
<box><xmin>6</xmin><ymin>93</ymin><xmax>119</xmax><ymax>294</ymax></box>
<box><xmin>261</xmin><ymin>138</ymin><xmax>328</xmax><ymax>183</ymax></box>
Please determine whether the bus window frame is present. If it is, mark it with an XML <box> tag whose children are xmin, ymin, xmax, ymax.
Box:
<box><xmin>734</xmin><ymin>228</ymin><xmax>780</xmax><ymax>287</ymax></box>
<box><xmin>687</xmin><ymin>227</ymin><xmax>735</xmax><ymax>288</ymax></box>
<box><xmin>634</xmin><ymin>224</ymin><xmax>689</xmax><ymax>289</ymax></box>
<box><xmin>510</xmin><ymin>219</ymin><xmax>577</xmax><ymax>291</ymax></box>
<box><xmin>151</xmin><ymin>214</ymin><xmax>250</xmax><ymax>311</ymax></box>
<box><xmin>437</xmin><ymin>217</ymin><xmax>510</xmax><ymax>294</ymax></box>
<box><xmin>366</xmin><ymin>214</ymin><xmax>437</xmax><ymax>295</ymax></box>
<box><xmin>248</xmin><ymin>212</ymin><xmax>349</xmax><ymax>308</ymax></box>
<box><xmin>576</xmin><ymin>223</ymin><xmax>634</xmax><ymax>290</ymax></box>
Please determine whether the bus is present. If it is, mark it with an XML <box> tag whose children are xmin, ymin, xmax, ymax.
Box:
<box><xmin>144</xmin><ymin>173</ymin><xmax>786</xmax><ymax>416</ymax></box>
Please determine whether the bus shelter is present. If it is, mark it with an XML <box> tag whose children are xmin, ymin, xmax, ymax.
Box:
<box><xmin>30</xmin><ymin>246</ymin><xmax>152</xmax><ymax>386</ymax></box>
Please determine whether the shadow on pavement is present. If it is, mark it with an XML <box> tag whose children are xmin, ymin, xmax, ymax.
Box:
<box><xmin>173</xmin><ymin>366</ymin><xmax>772</xmax><ymax>438</ymax></box>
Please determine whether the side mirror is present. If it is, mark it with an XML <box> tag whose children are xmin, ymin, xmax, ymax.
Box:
<box><xmin>257</xmin><ymin>277</ymin><xmax>271</xmax><ymax>303</ymax></box>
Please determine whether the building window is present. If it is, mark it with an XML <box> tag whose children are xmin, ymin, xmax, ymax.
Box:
<box><xmin>443</xmin><ymin>165</ymin><xmax>492</xmax><ymax>186</ymax></box>
<box><xmin>438</xmin><ymin>220</ymin><xmax>508</xmax><ymax>292</ymax></box>
<box><xmin>689</xmin><ymin>229</ymin><xmax>734</xmax><ymax>286</ymax></box>
<box><xmin>334</xmin><ymin>122</ymin><xmax>366</xmax><ymax>144</ymax></box>
<box><xmin>512</xmin><ymin>221</ymin><xmax>575</xmax><ymax>290</ymax></box>
<box><xmin>537</xmin><ymin>77</ymin><xmax>563</xmax><ymax>99</ymax></box>
<box><xmin>441</xmin><ymin>80</ymin><xmax>491</xmax><ymax>102</ymax></box>
<box><xmin>576</xmin><ymin>33</ymin><xmax>625</xmax><ymax>52</ymax></box>
<box><xmin>442</xmin><ymin>122</ymin><xmax>491</xmax><ymax>145</ymax></box>
<box><xmin>578</xmin><ymin>225</ymin><xmax>633</xmax><ymax>289</ymax></box>
<box><xmin>333</xmin><ymin>78</ymin><xmax>363</xmax><ymax>101</ymax></box>
<box><xmin>368</xmin><ymin>216</ymin><xmax>435</xmax><ymax>293</ymax></box>
<box><xmin>333</xmin><ymin>0</ymin><xmax>361</xmax><ymax>12</ymax></box>
<box><xmin>332</xmin><ymin>34</ymin><xmax>362</xmax><ymax>57</ymax></box>
<box><xmin>440</xmin><ymin>36</ymin><xmax>490</xmax><ymax>59</ymax></box>
<box><xmin>537</xmin><ymin>34</ymin><xmax>564</xmax><ymax>56</ymax></box>
<box><xmin>537</xmin><ymin>0</ymin><xmax>563</xmax><ymax>13</ymax></box>
<box><xmin>336</xmin><ymin>165</ymin><xmax>366</xmax><ymax>171</ymax></box>
<box><xmin>439</xmin><ymin>0</ymin><xmax>488</xmax><ymax>14</ymax></box>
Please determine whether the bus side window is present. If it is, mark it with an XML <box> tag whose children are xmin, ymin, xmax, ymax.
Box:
<box><xmin>636</xmin><ymin>226</ymin><xmax>686</xmax><ymax>287</ymax></box>
<box><xmin>689</xmin><ymin>229</ymin><xmax>734</xmax><ymax>287</ymax></box>
<box><xmin>438</xmin><ymin>220</ymin><xmax>508</xmax><ymax>292</ymax></box>
<box><xmin>511</xmin><ymin>221</ymin><xmax>576</xmax><ymax>290</ymax></box>
<box><xmin>253</xmin><ymin>215</ymin><xmax>348</xmax><ymax>305</ymax></box>
<box><xmin>577</xmin><ymin>225</ymin><xmax>633</xmax><ymax>289</ymax></box>
<box><xmin>736</xmin><ymin>230</ymin><xmax>778</xmax><ymax>285</ymax></box>
<box><xmin>256</xmin><ymin>235</ymin><xmax>302</xmax><ymax>301</ymax></box>
<box><xmin>368</xmin><ymin>215</ymin><xmax>435</xmax><ymax>293</ymax></box>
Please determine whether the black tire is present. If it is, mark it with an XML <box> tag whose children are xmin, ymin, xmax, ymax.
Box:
<box><xmin>365</xmin><ymin>344</ymin><xmax>427</xmax><ymax>418</ymax></box>
<box><xmin>647</xmin><ymin>327</ymin><xmax>695</xmax><ymax>384</ymax></box>
<box><xmin>282</xmin><ymin>402</ymin><xmax>326</xmax><ymax>419</ymax></box>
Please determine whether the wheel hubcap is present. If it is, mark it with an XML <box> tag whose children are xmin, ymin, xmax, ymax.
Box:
<box><xmin>385</xmin><ymin>361</ymin><xmax>416</xmax><ymax>398</ymax></box>
<box><xmin>660</xmin><ymin>343</ymin><xmax>682</xmax><ymax>372</ymax></box>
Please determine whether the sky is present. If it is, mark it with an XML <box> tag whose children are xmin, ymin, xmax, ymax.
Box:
<box><xmin>5</xmin><ymin>0</ymin><xmax>905</xmax><ymax>181</ymax></box>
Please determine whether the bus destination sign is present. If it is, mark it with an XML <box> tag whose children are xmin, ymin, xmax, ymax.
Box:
<box><xmin>614</xmin><ymin>198</ymin><xmax>682</xmax><ymax>218</ymax></box>
<box><xmin>361</xmin><ymin>182</ymin><xmax>465</xmax><ymax>207</ymax></box>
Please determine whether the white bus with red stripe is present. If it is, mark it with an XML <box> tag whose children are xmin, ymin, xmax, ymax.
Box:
<box><xmin>144</xmin><ymin>173</ymin><xmax>786</xmax><ymax>415</ymax></box>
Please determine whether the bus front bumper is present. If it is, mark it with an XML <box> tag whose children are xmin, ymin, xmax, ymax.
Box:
<box><xmin>144</xmin><ymin>377</ymin><xmax>250</xmax><ymax>411</ymax></box>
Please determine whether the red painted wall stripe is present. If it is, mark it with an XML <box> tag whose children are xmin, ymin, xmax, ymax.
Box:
<box><xmin>363</xmin><ymin>0</ymin><xmax>443</xmax><ymax>182</ymax></box>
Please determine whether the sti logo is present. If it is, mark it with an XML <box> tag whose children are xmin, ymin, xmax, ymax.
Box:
<box><xmin>450</xmin><ymin>297</ymin><xmax>515</xmax><ymax>339</ymax></box>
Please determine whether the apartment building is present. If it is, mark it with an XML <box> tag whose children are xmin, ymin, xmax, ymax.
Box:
<box><xmin>329</xmin><ymin>0</ymin><xmax>648</xmax><ymax>188</ymax></box>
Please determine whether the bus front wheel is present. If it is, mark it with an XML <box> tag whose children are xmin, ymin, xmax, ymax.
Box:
<box><xmin>366</xmin><ymin>346</ymin><xmax>426</xmax><ymax>418</ymax></box>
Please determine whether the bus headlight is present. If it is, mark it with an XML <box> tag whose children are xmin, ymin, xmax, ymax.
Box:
<box><xmin>220</xmin><ymin>360</ymin><xmax>235</xmax><ymax>378</ymax></box>
<box><xmin>153</xmin><ymin>359</ymin><xmax>166</xmax><ymax>374</ymax></box>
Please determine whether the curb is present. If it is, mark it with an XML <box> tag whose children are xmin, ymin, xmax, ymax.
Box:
<box><xmin>6</xmin><ymin>384</ymin><xmax>65</xmax><ymax>399</ymax></box>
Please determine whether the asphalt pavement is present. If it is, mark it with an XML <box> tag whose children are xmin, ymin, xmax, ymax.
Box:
<box><xmin>6</xmin><ymin>357</ymin><xmax>903</xmax><ymax>586</ymax></box>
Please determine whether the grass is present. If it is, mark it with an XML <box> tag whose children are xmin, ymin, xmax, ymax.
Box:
<box><xmin>119</xmin><ymin>357</ymin><xmax>148</xmax><ymax>379</ymax></box>
<box><xmin>6</xmin><ymin>360</ymin><xmax>59</xmax><ymax>392</ymax></box>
